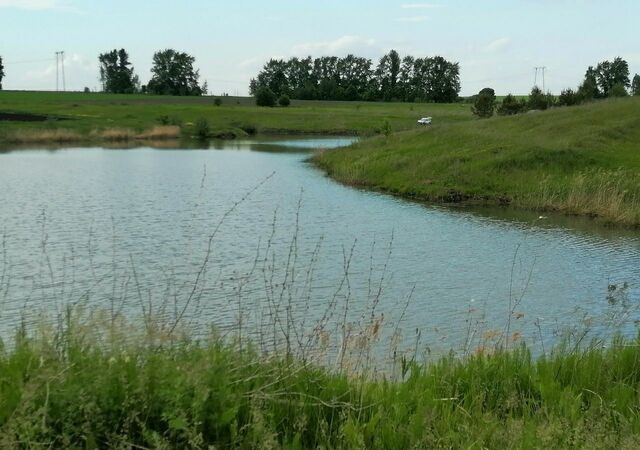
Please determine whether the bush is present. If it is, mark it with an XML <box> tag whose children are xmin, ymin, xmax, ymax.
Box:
<box><xmin>278</xmin><ymin>94</ymin><xmax>291</xmax><ymax>107</ymax></box>
<box><xmin>609</xmin><ymin>83</ymin><xmax>629</xmax><ymax>97</ymax></box>
<box><xmin>255</xmin><ymin>87</ymin><xmax>277</xmax><ymax>107</ymax></box>
<box><xmin>194</xmin><ymin>118</ymin><xmax>210</xmax><ymax>139</ymax></box>
<box><xmin>557</xmin><ymin>88</ymin><xmax>581</xmax><ymax>107</ymax></box>
<box><xmin>528</xmin><ymin>86</ymin><xmax>554</xmax><ymax>110</ymax></box>
<box><xmin>497</xmin><ymin>94</ymin><xmax>527</xmax><ymax>115</ymax></box>
<box><xmin>214</xmin><ymin>98</ymin><xmax>222</xmax><ymax>106</ymax></box>
<box><xmin>471</xmin><ymin>88</ymin><xmax>496</xmax><ymax>118</ymax></box>
<box><xmin>157</xmin><ymin>115</ymin><xmax>182</xmax><ymax>126</ymax></box>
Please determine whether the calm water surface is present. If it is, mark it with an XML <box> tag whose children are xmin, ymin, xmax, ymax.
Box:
<box><xmin>1</xmin><ymin>138</ymin><xmax>639</xmax><ymax>358</ymax></box>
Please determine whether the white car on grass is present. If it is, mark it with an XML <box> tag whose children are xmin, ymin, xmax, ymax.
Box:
<box><xmin>417</xmin><ymin>117</ymin><xmax>432</xmax><ymax>125</ymax></box>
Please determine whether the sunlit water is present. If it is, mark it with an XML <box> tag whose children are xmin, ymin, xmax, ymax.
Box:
<box><xmin>1</xmin><ymin>137</ymin><xmax>639</xmax><ymax>362</ymax></box>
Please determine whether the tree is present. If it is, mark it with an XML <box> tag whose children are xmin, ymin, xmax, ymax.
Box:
<box><xmin>471</xmin><ymin>88</ymin><xmax>496</xmax><ymax>118</ymax></box>
<box><xmin>497</xmin><ymin>94</ymin><xmax>527</xmax><ymax>115</ymax></box>
<box><xmin>421</xmin><ymin>56</ymin><xmax>461</xmax><ymax>103</ymax></box>
<box><xmin>147</xmin><ymin>49</ymin><xmax>203</xmax><ymax>96</ymax></box>
<box><xmin>98</xmin><ymin>49</ymin><xmax>139</xmax><ymax>94</ymax></box>
<box><xmin>595</xmin><ymin>57</ymin><xmax>630</xmax><ymax>97</ymax></box>
<box><xmin>0</xmin><ymin>55</ymin><xmax>5</xmax><ymax>90</ymax></box>
<box><xmin>376</xmin><ymin>49</ymin><xmax>401</xmax><ymax>100</ymax></box>
<box><xmin>578</xmin><ymin>66</ymin><xmax>600</xmax><ymax>100</ymax></box>
<box><xmin>255</xmin><ymin>86</ymin><xmax>276</xmax><ymax>107</ymax></box>
<box><xmin>631</xmin><ymin>74</ymin><xmax>640</xmax><ymax>96</ymax></box>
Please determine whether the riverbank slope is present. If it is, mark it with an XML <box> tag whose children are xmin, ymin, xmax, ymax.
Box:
<box><xmin>315</xmin><ymin>97</ymin><xmax>640</xmax><ymax>226</ymax></box>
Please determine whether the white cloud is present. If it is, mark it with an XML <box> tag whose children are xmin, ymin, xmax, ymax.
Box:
<box><xmin>483</xmin><ymin>37</ymin><xmax>511</xmax><ymax>53</ymax></box>
<box><xmin>401</xmin><ymin>3</ymin><xmax>442</xmax><ymax>8</ymax></box>
<box><xmin>291</xmin><ymin>35</ymin><xmax>379</xmax><ymax>57</ymax></box>
<box><xmin>0</xmin><ymin>0</ymin><xmax>80</xmax><ymax>12</ymax></box>
<box><xmin>396</xmin><ymin>16</ymin><xmax>430</xmax><ymax>22</ymax></box>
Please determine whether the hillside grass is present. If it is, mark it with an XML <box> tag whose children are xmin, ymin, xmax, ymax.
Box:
<box><xmin>0</xmin><ymin>91</ymin><xmax>472</xmax><ymax>144</ymax></box>
<box><xmin>2</xmin><ymin>312</ymin><xmax>640</xmax><ymax>449</ymax></box>
<box><xmin>315</xmin><ymin>97</ymin><xmax>640</xmax><ymax>226</ymax></box>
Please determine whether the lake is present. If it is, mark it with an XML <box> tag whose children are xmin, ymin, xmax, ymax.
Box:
<box><xmin>1</xmin><ymin>137</ymin><xmax>639</xmax><ymax>365</ymax></box>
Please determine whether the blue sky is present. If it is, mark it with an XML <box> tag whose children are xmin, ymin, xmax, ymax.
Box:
<box><xmin>0</xmin><ymin>0</ymin><xmax>638</xmax><ymax>95</ymax></box>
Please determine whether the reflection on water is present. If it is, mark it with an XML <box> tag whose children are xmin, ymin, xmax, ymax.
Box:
<box><xmin>0</xmin><ymin>137</ymin><xmax>638</xmax><ymax>361</ymax></box>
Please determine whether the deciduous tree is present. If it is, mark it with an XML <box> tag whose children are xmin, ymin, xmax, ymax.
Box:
<box><xmin>98</xmin><ymin>49</ymin><xmax>139</xmax><ymax>94</ymax></box>
<box><xmin>631</xmin><ymin>74</ymin><xmax>640</xmax><ymax>96</ymax></box>
<box><xmin>595</xmin><ymin>57</ymin><xmax>630</xmax><ymax>97</ymax></box>
<box><xmin>147</xmin><ymin>49</ymin><xmax>203</xmax><ymax>96</ymax></box>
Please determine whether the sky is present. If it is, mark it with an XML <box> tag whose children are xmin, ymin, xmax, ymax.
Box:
<box><xmin>0</xmin><ymin>0</ymin><xmax>639</xmax><ymax>96</ymax></box>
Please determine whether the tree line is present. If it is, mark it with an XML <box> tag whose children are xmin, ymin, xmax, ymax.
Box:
<box><xmin>472</xmin><ymin>57</ymin><xmax>640</xmax><ymax>118</ymax></box>
<box><xmin>98</xmin><ymin>48</ymin><xmax>205</xmax><ymax>96</ymax></box>
<box><xmin>249</xmin><ymin>50</ymin><xmax>461</xmax><ymax>104</ymax></box>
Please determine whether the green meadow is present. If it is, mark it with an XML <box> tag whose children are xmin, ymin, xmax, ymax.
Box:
<box><xmin>0</xmin><ymin>90</ymin><xmax>471</xmax><ymax>142</ymax></box>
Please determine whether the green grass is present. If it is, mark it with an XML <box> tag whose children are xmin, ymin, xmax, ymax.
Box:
<box><xmin>2</xmin><ymin>312</ymin><xmax>640</xmax><ymax>449</ymax></box>
<box><xmin>315</xmin><ymin>97</ymin><xmax>640</xmax><ymax>226</ymax></box>
<box><xmin>0</xmin><ymin>91</ymin><xmax>472</xmax><ymax>143</ymax></box>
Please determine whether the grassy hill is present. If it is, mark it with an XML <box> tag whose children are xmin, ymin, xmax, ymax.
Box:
<box><xmin>315</xmin><ymin>97</ymin><xmax>640</xmax><ymax>226</ymax></box>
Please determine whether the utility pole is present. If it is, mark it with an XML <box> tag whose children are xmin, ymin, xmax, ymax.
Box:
<box><xmin>55</xmin><ymin>52</ymin><xmax>59</xmax><ymax>91</ymax></box>
<box><xmin>55</xmin><ymin>51</ymin><xmax>66</xmax><ymax>91</ymax></box>
<box><xmin>61</xmin><ymin>51</ymin><xmax>66</xmax><ymax>92</ymax></box>
<box><xmin>534</xmin><ymin>66</ymin><xmax>546</xmax><ymax>91</ymax></box>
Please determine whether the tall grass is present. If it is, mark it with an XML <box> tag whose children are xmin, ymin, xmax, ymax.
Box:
<box><xmin>2</xmin><ymin>310</ymin><xmax>640</xmax><ymax>448</ymax></box>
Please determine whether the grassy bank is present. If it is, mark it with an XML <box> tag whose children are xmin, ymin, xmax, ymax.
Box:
<box><xmin>0</xmin><ymin>91</ymin><xmax>472</xmax><ymax>145</ymax></box>
<box><xmin>315</xmin><ymin>97</ymin><xmax>640</xmax><ymax>226</ymax></box>
<box><xmin>2</xmin><ymin>313</ymin><xmax>640</xmax><ymax>449</ymax></box>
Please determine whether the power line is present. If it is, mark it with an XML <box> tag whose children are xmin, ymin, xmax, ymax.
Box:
<box><xmin>55</xmin><ymin>51</ymin><xmax>66</xmax><ymax>92</ymax></box>
<box><xmin>534</xmin><ymin>66</ymin><xmax>546</xmax><ymax>91</ymax></box>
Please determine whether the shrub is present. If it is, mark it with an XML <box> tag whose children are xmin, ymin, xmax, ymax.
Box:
<box><xmin>194</xmin><ymin>118</ymin><xmax>210</xmax><ymax>139</ymax></box>
<box><xmin>609</xmin><ymin>83</ymin><xmax>628</xmax><ymax>97</ymax></box>
<box><xmin>528</xmin><ymin>86</ymin><xmax>553</xmax><ymax>110</ymax></box>
<box><xmin>497</xmin><ymin>94</ymin><xmax>527</xmax><ymax>115</ymax></box>
<box><xmin>255</xmin><ymin>87</ymin><xmax>276</xmax><ymax>107</ymax></box>
<box><xmin>471</xmin><ymin>88</ymin><xmax>496</xmax><ymax>118</ymax></box>
<box><xmin>382</xmin><ymin>119</ymin><xmax>392</xmax><ymax>137</ymax></box>
<box><xmin>214</xmin><ymin>98</ymin><xmax>222</xmax><ymax>106</ymax></box>
<box><xmin>278</xmin><ymin>94</ymin><xmax>290</xmax><ymax>107</ymax></box>
<box><xmin>557</xmin><ymin>88</ymin><xmax>581</xmax><ymax>107</ymax></box>
<box><xmin>157</xmin><ymin>115</ymin><xmax>182</xmax><ymax>126</ymax></box>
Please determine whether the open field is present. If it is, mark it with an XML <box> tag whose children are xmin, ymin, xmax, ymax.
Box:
<box><xmin>315</xmin><ymin>97</ymin><xmax>640</xmax><ymax>226</ymax></box>
<box><xmin>2</xmin><ymin>311</ymin><xmax>640</xmax><ymax>449</ymax></box>
<box><xmin>0</xmin><ymin>91</ymin><xmax>472</xmax><ymax>144</ymax></box>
